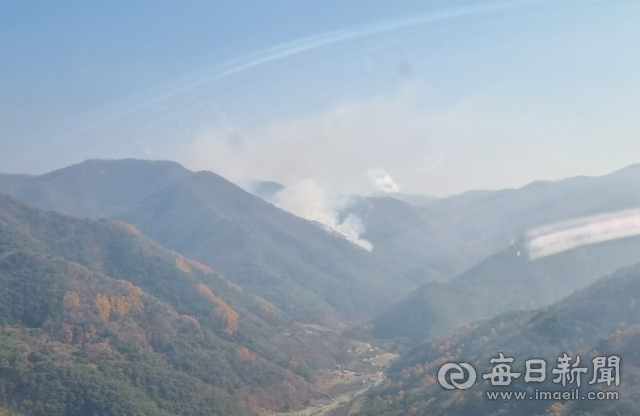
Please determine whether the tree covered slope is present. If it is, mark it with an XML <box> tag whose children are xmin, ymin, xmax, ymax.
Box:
<box><xmin>0</xmin><ymin>192</ymin><xmax>343</xmax><ymax>415</ymax></box>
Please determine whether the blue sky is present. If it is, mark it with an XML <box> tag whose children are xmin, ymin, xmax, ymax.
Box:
<box><xmin>1</xmin><ymin>0</ymin><xmax>639</xmax><ymax>196</ymax></box>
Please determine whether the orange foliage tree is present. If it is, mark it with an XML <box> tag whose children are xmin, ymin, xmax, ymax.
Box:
<box><xmin>198</xmin><ymin>284</ymin><xmax>239</xmax><ymax>335</ymax></box>
<box><xmin>214</xmin><ymin>302</ymin><xmax>239</xmax><ymax>336</ymax></box>
<box><xmin>94</xmin><ymin>294</ymin><xmax>111</xmax><ymax>321</ymax></box>
<box><xmin>109</xmin><ymin>294</ymin><xmax>143</xmax><ymax>316</ymax></box>
<box><xmin>63</xmin><ymin>291</ymin><xmax>81</xmax><ymax>308</ymax></box>
<box><xmin>237</xmin><ymin>347</ymin><xmax>256</xmax><ymax>362</ymax></box>
<box><xmin>121</xmin><ymin>280</ymin><xmax>143</xmax><ymax>296</ymax></box>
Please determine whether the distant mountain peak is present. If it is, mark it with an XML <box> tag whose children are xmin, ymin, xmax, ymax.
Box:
<box><xmin>608</xmin><ymin>162</ymin><xmax>640</xmax><ymax>176</ymax></box>
<box><xmin>41</xmin><ymin>158</ymin><xmax>189</xmax><ymax>176</ymax></box>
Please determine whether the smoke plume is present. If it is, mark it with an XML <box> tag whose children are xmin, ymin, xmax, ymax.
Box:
<box><xmin>368</xmin><ymin>168</ymin><xmax>401</xmax><ymax>193</ymax></box>
<box><xmin>268</xmin><ymin>179</ymin><xmax>373</xmax><ymax>251</ymax></box>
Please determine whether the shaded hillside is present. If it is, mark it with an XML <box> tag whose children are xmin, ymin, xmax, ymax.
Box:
<box><xmin>118</xmin><ymin>171</ymin><xmax>412</xmax><ymax>325</ymax></box>
<box><xmin>355</xmin><ymin>261</ymin><xmax>640</xmax><ymax>416</ymax></box>
<box><xmin>0</xmin><ymin>193</ymin><xmax>344</xmax><ymax>415</ymax></box>
<box><xmin>351</xmin><ymin>196</ymin><xmax>476</xmax><ymax>283</ymax></box>
<box><xmin>250</xmin><ymin>183</ymin><xmax>472</xmax><ymax>283</ymax></box>
<box><xmin>0</xmin><ymin>160</ymin><xmax>416</xmax><ymax>325</ymax></box>
<box><xmin>368</xmin><ymin>235</ymin><xmax>640</xmax><ymax>343</ymax></box>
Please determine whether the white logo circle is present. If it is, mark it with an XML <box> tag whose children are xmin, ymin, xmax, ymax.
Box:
<box><xmin>438</xmin><ymin>362</ymin><xmax>477</xmax><ymax>390</ymax></box>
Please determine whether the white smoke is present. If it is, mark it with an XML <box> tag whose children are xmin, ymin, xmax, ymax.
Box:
<box><xmin>269</xmin><ymin>179</ymin><xmax>373</xmax><ymax>251</ymax></box>
<box><xmin>368</xmin><ymin>168</ymin><xmax>401</xmax><ymax>193</ymax></box>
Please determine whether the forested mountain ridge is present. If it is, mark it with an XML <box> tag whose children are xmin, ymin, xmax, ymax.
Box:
<box><xmin>353</xmin><ymin>261</ymin><xmax>640</xmax><ymax>416</ymax></box>
<box><xmin>4</xmin><ymin>160</ymin><xmax>640</xmax><ymax>416</ymax></box>
<box><xmin>5</xmin><ymin>160</ymin><xmax>640</xmax><ymax>329</ymax></box>
<box><xmin>0</xmin><ymin>192</ymin><xmax>343</xmax><ymax>415</ymax></box>
<box><xmin>117</xmin><ymin>170</ymin><xmax>412</xmax><ymax>325</ymax></box>
<box><xmin>0</xmin><ymin>160</ymin><xmax>416</xmax><ymax>326</ymax></box>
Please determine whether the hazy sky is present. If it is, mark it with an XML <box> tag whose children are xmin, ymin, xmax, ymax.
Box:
<box><xmin>2</xmin><ymin>0</ymin><xmax>639</xmax><ymax>196</ymax></box>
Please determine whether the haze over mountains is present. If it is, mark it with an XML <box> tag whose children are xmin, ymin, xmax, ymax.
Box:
<box><xmin>0</xmin><ymin>160</ymin><xmax>419</xmax><ymax>326</ymax></box>
<box><xmin>367</xmin><ymin>164</ymin><xmax>640</xmax><ymax>282</ymax></box>
<box><xmin>3</xmin><ymin>159</ymin><xmax>640</xmax><ymax>415</ymax></box>
<box><xmin>4</xmin><ymin>160</ymin><xmax>640</xmax><ymax>327</ymax></box>
<box><xmin>344</xmin><ymin>164</ymin><xmax>640</xmax><ymax>343</ymax></box>
<box><xmin>417</xmin><ymin>164</ymin><xmax>640</xmax><ymax>255</ymax></box>
<box><xmin>354</xmin><ymin>260</ymin><xmax>640</xmax><ymax>416</ymax></box>
<box><xmin>368</xmin><ymin>234</ymin><xmax>640</xmax><ymax>343</ymax></box>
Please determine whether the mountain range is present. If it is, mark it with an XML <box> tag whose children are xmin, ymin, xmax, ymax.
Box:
<box><xmin>3</xmin><ymin>159</ymin><xmax>640</xmax><ymax>416</ymax></box>
<box><xmin>352</xmin><ymin>259</ymin><xmax>640</xmax><ymax>416</ymax></box>
<box><xmin>354</xmin><ymin>164</ymin><xmax>640</xmax><ymax>344</ymax></box>
<box><xmin>0</xmin><ymin>160</ymin><xmax>419</xmax><ymax>326</ymax></box>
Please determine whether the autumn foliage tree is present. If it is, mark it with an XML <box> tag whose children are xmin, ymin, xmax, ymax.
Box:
<box><xmin>214</xmin><ymin>302</ymin><xmax>239</xmax><ymax>336</ymax></box>
<box><xmin>109</xmin><ymin>294</ymin><xmax>143</xmax><ymax>316</ymax></box>
<box><xmin>237</xmin><ymin>347</ymin><xmax>256</xmax><ymax>362</ymax></box>
<box><xmin>198</xmin><ymin>284</ymin><xmax>239</xmax><ymax>336</ymax></box>
<box><xmin>63</xmin><ymin>291</ymin><xmax>81</xmax><ymax>309</ymax></box>
<box><xmin>94</xmin><ymin>294</ymin><xmax>111</xmax><ymax>321</ymax></box>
